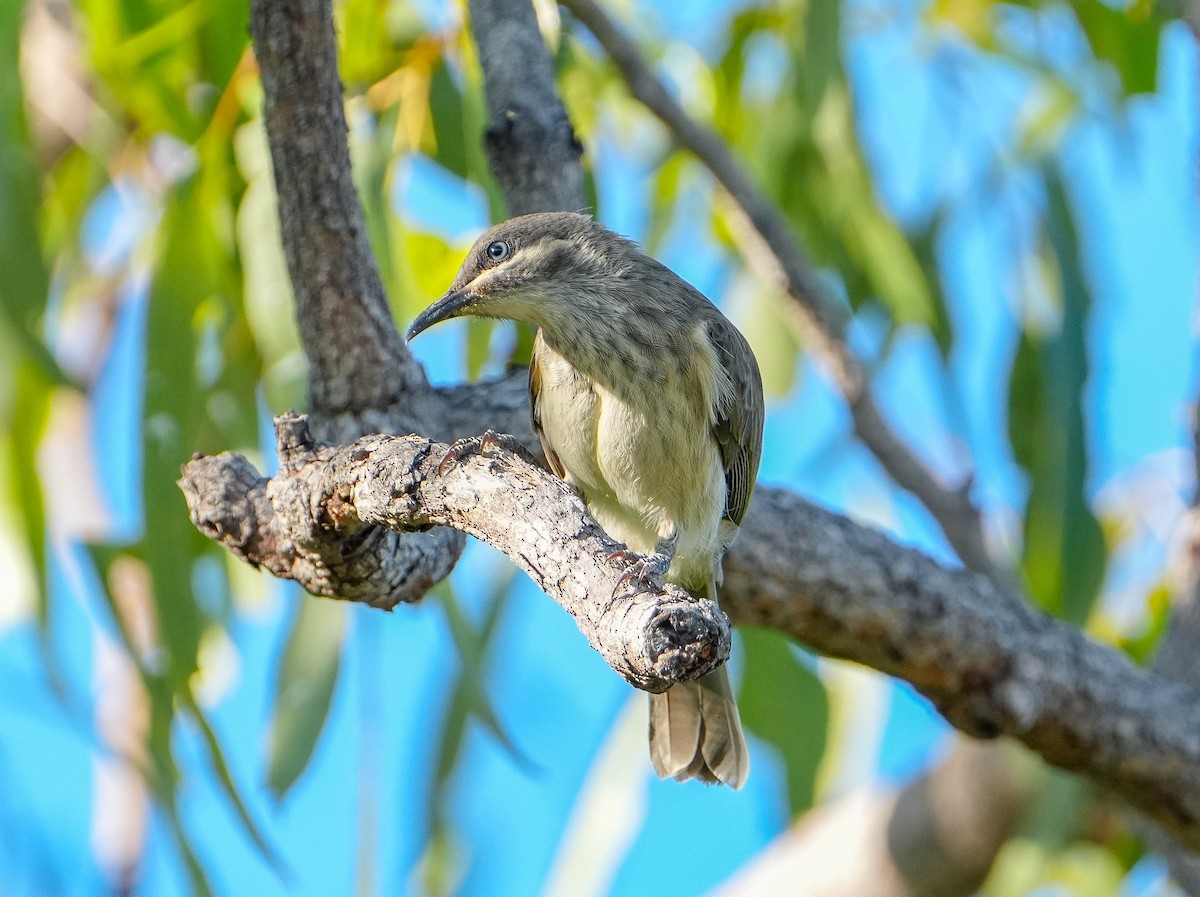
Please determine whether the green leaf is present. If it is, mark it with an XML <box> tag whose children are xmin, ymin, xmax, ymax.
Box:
<box><xmin>436</xmin><ymin>582</ymin><xmax>528</xmax><ymax>781</ymax></box>
<box><xmin>465</xmin><ymin>319</ymin><xmax>494</xmax><ymax>379</ymax></box>
<box><xmin>198</xmin><ymin>0</ymin><xmax>250</xmax><ymax>90</ymax></box>
<box><xmin>1016</xmin><ymin>79</ymin><xmax>1079</xmax><ymax>160</ymax></box>
<box><xmin>1006</xmin><ymin>329</ymin><xmax>1041</xmax><ymax>476</ymax></box>
<box><xmin>391</xmin><ymin>228</ymin><xmax>469</xmax><ymax>333</ymax></box>
<box><xmin>337</xmin><ymin>0</ymin><xmax>416</xmax><ymax>88</ymax></box>
<box><xmin>645</xmin><ymin>151</ymin><xmax>687</xmax><ymax>256</ymax></box>
<box><xmin>184</xmin><ymin>689</ymin><xmax>288</xmax><ymax>876</ymax></box>
<box><xmin>906</xmin><ymin>211</ymin><xmax>955</xmax><ymax>357</ymax></box>
<box><xmin>89</xmin><ymin>545</ymin><xmax>280</xmax><ymax>882</ymax></box>
<box><xmin>1073</xmin><ymin>0</ymin><xmax>1163</xmax><ymax>97</ymax></box>
<box><xmin>851</xmin><ymin>205</ymin><xmax>937</xmax><ymax>327</ymax></box>
<box><xmin>735</xmin><ymin>280</ymin><xmax>800</xmax><ymax>398</ymax></box>
<box><xmin>738</xmin><ymin>628</ymin><xmax>828</xmax><ymax>815</ymax></box>
<box><xmin>415</xmin><ymin>823</ymin><xmax>467</xmax><ymax>897</ymax></box>
<box><xmin>42</xmin><ymin>146</ymin><xmax>108</xmax><ymax>261</ymax></box>
<box><xmin>507</xmin><ymin>322</ymin><xmax>536</xmax><ymax>369</ymax></box>
<box><xmin>1020</xmin><ymin>765</ymin><xmax>1092</xmax><ymax>851</ymax></box>
<box><xmin>0</xmin><ymin>0</ymin><xmax>67</xmax><ymax>385</ymax></box>
<box><xmin>456</xmin><ymin>38</ymin><xmax>507</xmax><ymax>221</ymax></box>
<box><xmin>429</xmin><ymin>60</ymin><xmax>470</xmax><ymax>180</ymax></box>
<box><xmin>712</xmin><ymin>8</ymin><xmax>784</xmax><ymax>139</ymax></box>
<box><xmin>801</xmin><ymin>0</ymin><xmax>840</xmax><ymax>110</ymax></box>
<box><xmin>87</xmin><ymin>1</ymin><xmax>209</xmax><ymax>138</ymax></box>
<box><xmin>1119</xmin><ymin>581</ymin><xmax>1170</xmax><ymax>665</ymax></box>
<box><xmin>1009</xmin><ymin>170</ymin><xmax>1106</xmax><ymax>624</ymax></box>
<box><xmin>6</xmin><ymin>366</ymin><xmax>52</xmax><ymax>635</ymax></box>
<box><xmin>351</xmin><ymin>102</ymin><xmax>401</xmax><ymax>311</ymax></box>
<box><xmin>86</xmin><ymin>548</ymin><xmax>174</xmax><ymax>791</ymax></box>
<box><xmin>928</xmin><ymin>0</ymin><xmax>995</xmax><ymax>45</ymax></box>
<box><xmin>416</xmin><ymin>580</ymin><xmax>524</xmax><ymax>897</ymax></box>
<box><xmin>142</xmin><ymin>183</ymin><xmax>213</xmax><ymax>685</ymax></box>
<box><xmin>266</xmin><ymin>597</ymin><xmax>348</xmax><ymax>799</ymax></box>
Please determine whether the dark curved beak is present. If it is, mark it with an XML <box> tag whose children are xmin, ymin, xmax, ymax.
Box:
<box><xmin>405</xmin><ymin>290</ymin><xmax>478</xmax><ymax>342</ymax></box>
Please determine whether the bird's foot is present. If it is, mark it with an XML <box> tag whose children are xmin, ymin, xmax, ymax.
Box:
<box><xmin>609</xmin><ymin>548</ymin><xmax>671</xmax><ymax>597</ymax></box>
<box><xmin>437</xmin><ymin>430</ymin><xmax>536</xmax><ymax>475</ymax></box>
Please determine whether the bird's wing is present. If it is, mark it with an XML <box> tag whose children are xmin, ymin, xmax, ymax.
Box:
<box><xmin>529</xmin><ymin>330</ymin><xmax>567</xmax><ymax>479</ymax></box>
<box><xmin>708</xmin><ymin>316</ymin><xmax>764</xmax><ymax>527</ymax></box>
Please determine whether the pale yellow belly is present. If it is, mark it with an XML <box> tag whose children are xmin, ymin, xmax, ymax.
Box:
<box><xmin>535</xmin><ymin>345</ymin><xmax>727</xmax><ymax>591</ymax></box>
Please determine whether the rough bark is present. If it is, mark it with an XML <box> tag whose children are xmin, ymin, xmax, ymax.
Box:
<box><xmin>249</xmin><ymin>0</ymin><xmax>425</xmax><ymax>418</ymax></box>
<box><xmin>181</xmin><ymin>414</ymin><xmax>729</xmax><ymax>693</ymax></box>
<box><xmin>468</xmin><ymin>0</ymin><xmax>586</xmax><ymax>215</ymax></box>
<box><xmin>725</xmin><ymin>489</ymin><xmax>1200</xmax><ymax>848</ymax></box>
<box><xmin>248</xmin><ymin>0</ymin><xmax>468</xmax><ymax>600</ymax></box>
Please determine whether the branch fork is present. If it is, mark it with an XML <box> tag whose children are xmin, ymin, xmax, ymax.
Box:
<box><xmin>179</xmin><ymin>413</ymin><xmax>732</xmax><ymax>693</ymax></box>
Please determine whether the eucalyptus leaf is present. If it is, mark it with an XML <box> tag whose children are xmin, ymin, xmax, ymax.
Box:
<box><xmin>738</xmin><ymin>627</ymin><xmax>828</xmax><ymax>815</ymax></box>
<box><xmin>1074</xmin><ymin>0</ymin><xmax>1163</xmax><ymax>97</ymax></box>
<box><xmin>1010</xmin><ymin>170</ymin><xmax>1106</xmax><ymax>624</ymax></box>
<box><xmin>185</xmin><ymin>689</ymin><xmax>288</xmax><ymax>876</ymax></box>
<box><xmin>266</xmin><ymin>597</ymin><xmax>348</xmax><ymax>800</ymax></box>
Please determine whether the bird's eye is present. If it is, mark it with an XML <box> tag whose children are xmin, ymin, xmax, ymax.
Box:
<box><xmin>485</xmin><ymin>240</ymin><xmax>511</xmax><ymax>263</ymax></box>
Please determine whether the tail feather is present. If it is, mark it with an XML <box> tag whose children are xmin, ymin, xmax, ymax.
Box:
<box><xmin>648</xmin><ymin>665</ymin><xmax>749</xmax><ymax>789</ymax></box>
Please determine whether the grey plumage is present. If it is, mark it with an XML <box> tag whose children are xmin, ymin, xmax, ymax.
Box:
<box><xmin>407</xmin><ymin>211</ymin><xmax>764</xmax><ymax>788</ymax></box>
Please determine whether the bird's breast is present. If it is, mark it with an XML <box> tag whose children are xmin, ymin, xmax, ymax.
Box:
<box><xmin>533</xmin><ymin>333</ymin><xmax>728</xmax><ymax>588</ymax></box>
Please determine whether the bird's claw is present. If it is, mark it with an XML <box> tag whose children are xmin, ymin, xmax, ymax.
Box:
<box><xmin>437</xmin><ymin>430</ymin><xmax>532</xmax><ymax>475</ymax></box>
<box><xmin>609</xmin><ymin>549</ymin><xmax>670</xmax><ymax>597</ymax></box>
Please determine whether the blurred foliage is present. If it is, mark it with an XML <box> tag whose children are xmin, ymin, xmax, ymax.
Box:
<box><xmin>738</xmin><ymin>628</ymin><xmax>828</xmax><ymax>815</ymax></box>
<box><xmin>0</xmin><ymin>0</ymin><xmax>1184</xmax><ymax>893</ymax></box>
<box><xmin>1008</xmin><ymin>170</ymin><xmax>1107</xmax><ymax>624</ymax></box>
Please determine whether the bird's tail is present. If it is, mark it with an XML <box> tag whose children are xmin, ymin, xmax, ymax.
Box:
<box><xmin>648</xmin><ymin>665</ymin><xmax>749</xmax><ymax>788</ymax></box>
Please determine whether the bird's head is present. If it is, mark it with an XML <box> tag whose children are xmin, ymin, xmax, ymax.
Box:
<box><xmin>405</xmin><ymin>212</ymin><xmax>634</xmax><ymax>342</ymax></box>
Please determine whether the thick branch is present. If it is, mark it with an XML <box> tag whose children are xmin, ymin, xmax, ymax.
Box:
<box><xmin>248</xmin><ymin>0</ymin><xmax>466</xmax><ymax>599</ymax></box>
<box><xmin>723</xmin><ymin>486</ymin><xmax>1200</xmax><ymax>849</ymax></box>
<box><xmin>179</xmin><ymin>415</ymin><xmax>730</xmax><ymax>693</ymax></box>
<box><xmin>468</xmin><ymin>0</ymin><xmax>586</xmax><ymax>214</ymax></box>
<box><xmin>559</xmin><ymin>0</ymin><xmax>1003</xmax><ymax>583</ymax></box>
<box><xmin>249</xmin><ymin>0</ymin><xmax>426</xmax><ymax>415</ymax></box>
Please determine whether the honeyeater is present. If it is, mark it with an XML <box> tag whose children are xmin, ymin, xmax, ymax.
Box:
<box><xmin>406</xmin><ymin>211</ymin><xmax>764</xmax><ymax>788</ymax></box>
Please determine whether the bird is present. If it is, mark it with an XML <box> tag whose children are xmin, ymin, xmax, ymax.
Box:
<box><xmin>405</xmin><ymin>211</ymin><xmax>763</xmax><ymax>788</ymax></box>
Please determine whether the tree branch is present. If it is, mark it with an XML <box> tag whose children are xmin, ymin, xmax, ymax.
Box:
<box><xmin>249</xmin><ymin>0</ymin><xmax>426</xmax><ymax>417</ymax></box>
<box><xmin>182</xmin><ymin>413</ymin><xmax>1200</xmax><ymax>850</ymax></box>
<box><xmin>468</xmin><ymin>0</ymin><xmax>586</xmax><ymax>215</ymax></box>
<box><xmin>723</xmin><ymin>486</ymin><xmax>1200</xmax><ymax>850</ymax></box>
<box><xmin>248</xmin><ymin>0</ymin><xmax>472</xmax><ymax>600</ymax></box>
<box><xmin>558</xmin><ymin>0</ymin><xmax>1004</xmax><ymax>583</ymax></box>
<box><xmin>180</xmin><ymin>414</ymin><xmax>730</xmax><ymax>693</ymax></box>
